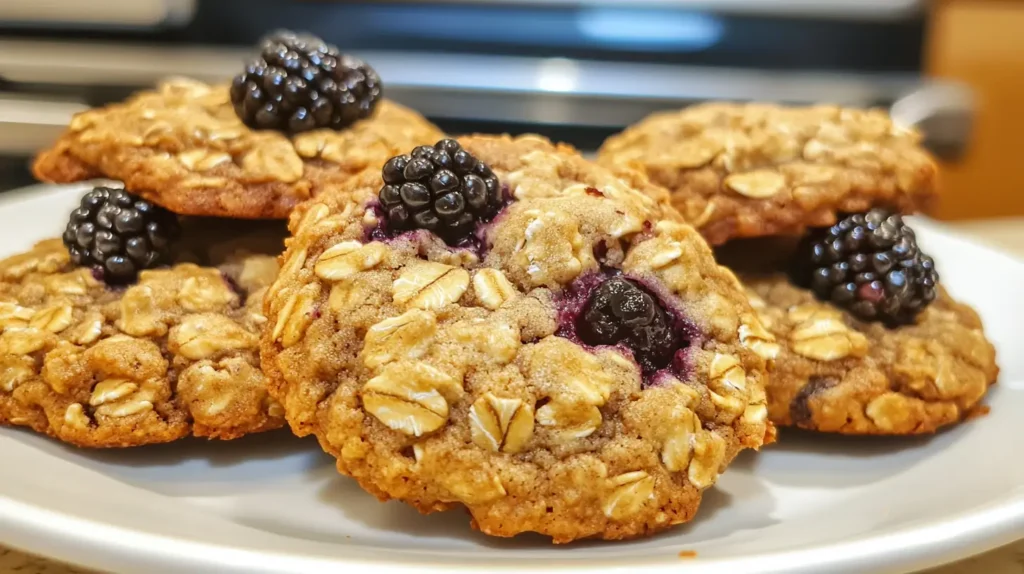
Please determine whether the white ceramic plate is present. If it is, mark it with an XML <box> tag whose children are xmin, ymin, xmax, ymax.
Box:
<box><xmin>0</xmin><ymin>183</ymin><xmax>1022</xmax><ymax>574</ymax></box>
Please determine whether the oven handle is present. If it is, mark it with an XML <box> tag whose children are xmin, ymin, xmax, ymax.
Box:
<box><xmin>0</xmin><ymin>41</ymin><xmax>973</xmax><ymax>159</ymax></box>
<box><xmin>0</xmin><ymin>0</ymin><xmax>195</xmax><ymax>27</ymax></box>
<box><xmin>0</xmin><ymin>87</ymin><xmax>973</xmax><ymax>160</ymax></box>
<box><xmin>0</xmin><ymin>96</ymin><xmax>88</xmax><ymax>155</ymax></box>
<box><xmin>890</xmin><ymin>83</ymin><xmax>974</xmax><ymax>161</ymax></box>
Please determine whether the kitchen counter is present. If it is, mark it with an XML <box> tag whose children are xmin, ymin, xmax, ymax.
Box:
<box><xmin>1</xmin><ymin>218</ymin><xmax>1022</xmax><ymax>574</ymax></box>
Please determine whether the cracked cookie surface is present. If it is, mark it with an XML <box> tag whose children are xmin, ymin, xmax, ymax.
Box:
<box><xmin>0</xmin><ymin>223</ymin><xmax>286</xmax><ymax>447</ymax></box>
<box><xmin>261</xmin><ymin>134</ymin><xmax>775</xmax><ymax>543</ymax></box>
<box><xmin>741</xmin><ymin>273</ymin><xmax>997</xmax><ymax>435</ymax></box>
<box><xmin>33</xmin><ymin>79</ymin><xmax>445</xmax><ymax>219</ymax></box>
<box><xmin>598</xmin><ymin>103</ymin><xmax>938</xmax><ymax>245</ymax></box>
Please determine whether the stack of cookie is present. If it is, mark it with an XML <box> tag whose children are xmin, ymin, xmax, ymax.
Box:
<box><xmin>0</xmin><ymin>30</ymin><xmax>999</xmax><ymax>544</ymax></box>
<box><xmin>599</xmin><ymin>103</ymin><xmax>998</xmax><ymax>435</ymax></box>
<box><xmin>10</xmin><ymin>31</ymin><xmax>445</xmax><ymax>447</ymax></box>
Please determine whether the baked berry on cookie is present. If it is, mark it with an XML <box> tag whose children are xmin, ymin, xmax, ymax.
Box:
<box><xmin>0</xmin><ymin>188</ymin><xmax>286</xmax><ymax>447</ymax></box>
<box><xmin>724</xmin><ymin>210</ymin><xmax>997</xmax><ymax>435</ymax></box>
<box><xmin>261</xmin><ymin>134</ymin><xmax>776</xmax><ymax>542</ymax></box>
<box><xmin>598</xmin><ymin>103</ymin><xmax>938</xmax><ymax>245</ymax></box>
<box><xmin>33</xmin><ymin>31</ymin><xmax>444</xmax><ymax>219</ymax></box>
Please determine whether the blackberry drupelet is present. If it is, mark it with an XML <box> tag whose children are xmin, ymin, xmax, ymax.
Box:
<box><xmin>793</xmin><ymin>209</ymin><xmax>939</xmax><ymax>325</ymax></box>
<box><xmin>577</xmin><ymin>277</ymin><xmax>680</xmax><ymax>373</ymax></box>
<box><xmin>378</xmin><ymin>139</ymin><xmax>503</xmax><ymax>243</ymax></box>
<box><xmin>62</xmin><ymin>187</ymin><xmax>180</xmax><ymax>285</ymax></box>
<box><xmin>230</xmin><ymin>30</ymin><xmax>382</xmax><ymax>133</ymax></box>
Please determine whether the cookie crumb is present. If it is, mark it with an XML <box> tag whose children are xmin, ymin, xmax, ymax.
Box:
<box><xmin>965</xmin><ymin>405</ymin><xmax>991</xmax><ymax>421</ymax></box>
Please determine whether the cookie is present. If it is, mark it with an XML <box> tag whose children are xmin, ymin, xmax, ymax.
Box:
<box><xmin>32</xmin><ymin>78</ymin><xmax>445</xmax><ymax>219</ymax></box>
<box><xmin>0</xmin><ymin>223</ymin><xmax>286</xmax><ymax>447</ymax></box>
<box><xmin>261</xmin><ymin>134</ymin><xmax>775</xmax><ymax>542</ymax></box>
<box><xmin>597</xmin><ymin>103</ymin><xmax>938</xmax><ymax>245</ymax></box>
<box><xmin>738</xmin><ymin>273</ymin><xmax>997</xmax><ymax>435</ymax></box>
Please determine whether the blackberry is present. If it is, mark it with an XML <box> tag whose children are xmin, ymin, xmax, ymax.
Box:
<box><xmin>62</xmin><ymin>187</ymin><xmax>180</xmax><ymax>285</ymax></box>
<box><xmin>792</xmin><ymin>209</ymin><xmax>939</xmax><ymax>325</ymax></box>
<box><xmin>577</xmin><ymin>277</ymin><xmax>680</xmax><ymax>373</ymax></box>
<box><xmin>230</xmin><ymin>30</ymin><xmax>382</xmax><ymax>133</ymax></box>
<box><xmin>378</xmin><ymin>139</ymin><xmax>503</xmax><ymax>243</ymax></box>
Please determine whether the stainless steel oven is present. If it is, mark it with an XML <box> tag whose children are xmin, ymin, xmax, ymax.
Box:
<box><xmin>0</xmin><ymin>0</ymin><xmax>973</xmax><ymax>188</ymax></box>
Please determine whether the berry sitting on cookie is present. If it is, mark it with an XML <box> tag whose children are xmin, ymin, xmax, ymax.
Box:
<box><xmin>230</xmin><ymin>30</ymin><xmax>382</xmax><ymax>133</ymax></box>
<box><xmin>62</xmin><ymin>186</ymin><xmax>180</xmax><ymax>285</ymax></box>
<box><xmin>729</xmin><ymin>206</ymin><xmax>991</xmax><ymax>436</ymax></box>
<box><xmin>576</xmin><ymin>277</ymin><xmax>682</xmax><ymax>375</ymax></box>
<box><xmin>791</xmin><ymin>209</ymin><xmax>939</xmax><ymax>325</ymax></box>
<box><xmin>377</xmin><ymin>139</ymin><xmax>504</xmax><ymax>245</ymax></box>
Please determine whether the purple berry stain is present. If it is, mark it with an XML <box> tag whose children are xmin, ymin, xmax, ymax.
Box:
<box><xmin>220</xmin><ymin>271</ymin><xmax>245</xmax><ymax>299</ymax></box>
<box><xmin>577</xmin><ymin>277</ymin><xmax>678</xmax><ymax>373</ymax></box>
<box><xmin>556</xmin><ymin>272</ymin><xmax>697</xmax><ymax>386</ymax></box>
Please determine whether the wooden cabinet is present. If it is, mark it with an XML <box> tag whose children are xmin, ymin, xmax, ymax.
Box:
<box><xmin>926</xmin><ymin>0</ymin><xmax>1024</xmax><ymax>219</ymax></box>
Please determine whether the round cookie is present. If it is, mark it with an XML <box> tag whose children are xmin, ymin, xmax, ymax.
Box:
<box><xmin>32</xmin><ymin>78</ymin><xmax>445</xmax><ymax>219</ymax></box>
<box><xmin>740</xmin><ymin>273</ymin><xmax>998</xmax><ymax>435</ymax></box>
<box><xmin>0</xmin><ymin>235</ymin><xmax>284</xmax><ymax>447</ymax></box>
<box><xmin>598</xmin><ymin>103</ymin><xmax>938</xmax><ymax>245</ymax></box>
<box><xmin>261</xmin><ymin>134</ymin><xmax>775</xmax><ymax>542</ymax></box>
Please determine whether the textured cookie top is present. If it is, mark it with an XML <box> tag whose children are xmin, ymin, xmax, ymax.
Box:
<box><xmin>598</xmin><ymin>103</ymin><xmax>938</xmax><ymax>245</ymax></box>
<box><xmin>32</xmin><ymin>79</ymin><xmax>445</xmax><ymax>219</ymax></box>
<box><xmin>262</xmin><ymin>134</ymin><xmax>774</xmax><ymax>542</ymax></box>
<box><xmin>0</xmin><ymin>231</ymin><xmax>285</xmax><ymax>447</ymax></box>
<box><xmin>743</xmin><ymin>274</ymin><xmax>997</xmax><ymax>435</ymax></box>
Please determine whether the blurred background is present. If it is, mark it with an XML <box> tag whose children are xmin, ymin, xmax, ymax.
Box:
<box><xmin>0</xmin><ymin>0</ymin><xmax>1019</xmax><ymax>220</ymax></box>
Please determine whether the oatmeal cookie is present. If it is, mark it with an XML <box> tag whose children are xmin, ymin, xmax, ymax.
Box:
<box><xmin>740</xmin><ymin>273</ymin><xmax>997</xmax><ymax>435</ymax></box>
<box><xmin>32</xmin><ymin>78</ymin><xmax>445</xmax><ymax>219</ymax></box>
<box><xmin>261</xmin><ymin>134</ymin><xmax>775</xmax><ymax>542</ymax></box>
<box><xmin>0</xmin><ymin>230</ymin><xmax>285</xmax><ymax>447</ymax></box>
<box><xmin>598</xmin><ymin>103</ymin><xmax>938</xmax><ymax>245</ymax></box>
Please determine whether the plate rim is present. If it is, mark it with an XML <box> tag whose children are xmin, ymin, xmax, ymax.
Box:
<box><xmin>0</xmin><ymin>184</ymin><xmax>1022</xmax><ymax>574</ymax></box>
<box><xmin>2</xmin><ymin>479</ymin><xmax>1023</xmax><ymax>574</ymax></box>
